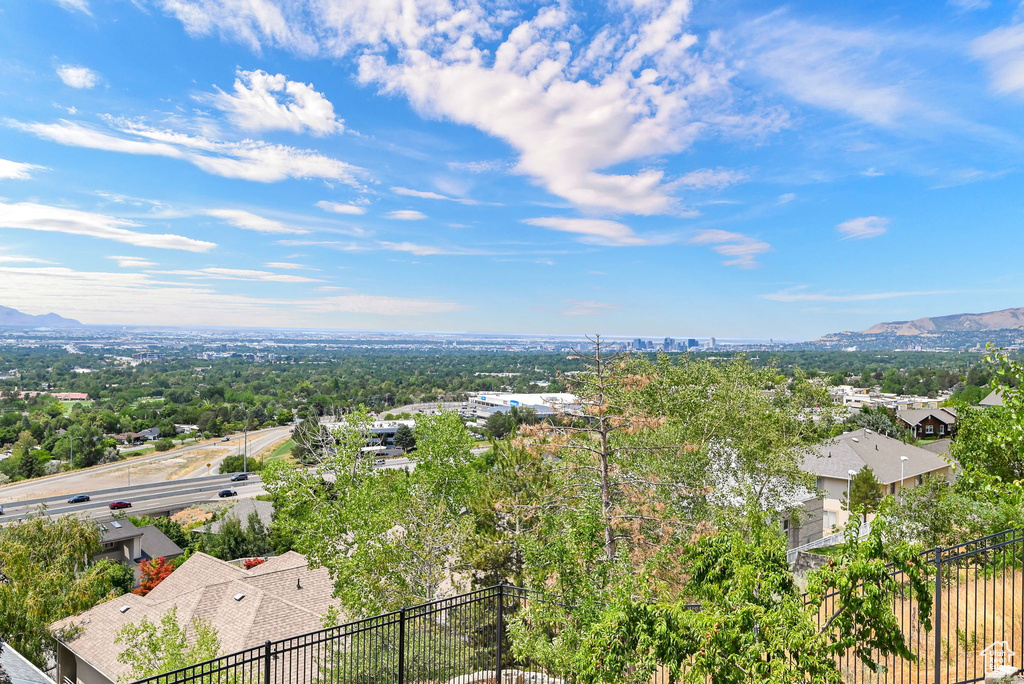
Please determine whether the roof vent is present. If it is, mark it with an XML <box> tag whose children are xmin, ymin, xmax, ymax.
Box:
<box><xmin>851</xmin><ymin>437</ymin><xmax>859</xmax><ymax>442</ymax></box>
<box><xmin>865</xmin><ymin>429</ymin><xmax>872</xmax><ymax>434</ymax></box>
<box><xmin>876</xmin><ymin>444</ymin><xmax>879</xmax><ymax>451</ymax></box>
<box><xmin>119</xmin><ymin>605</ymin><xmax>130</xmax><ymax>614</ymax></box>
<box><xmin>234</xmin><ymin>593</ymin><xmax>246</xmax><ymax>602</ymax></box>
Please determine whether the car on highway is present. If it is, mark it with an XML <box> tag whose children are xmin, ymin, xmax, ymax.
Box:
<box><xmin>108</xmin><ymin>500</ymin><xmax>132</xmax><ymax>510</ymax></box>
<box><xmin>67</xmin><ymin>494</ymin><xmax>91</xmax><ymax>504</ymax></box>
<box><xmin>229</xmin><ymin>472</ymin><xmax>249</xmax><ymax>482</ymax></box>
<box><xmin>218</xmin><ymin>489</ymin><xmax>237</xmax><ymax>498</ymax></box>
<box><xmin>221</xmin><ymin>436</ymin><xmax>230</xmax><ymax>442</ymax></box>
<box><xmin>374</xmin><ymin>458</ymin><xmax>386</xmax><ymax>466</ymax></box>
<box><xmin>0</xmin><ymin>504</ymin><xmax>4</xmax><ymax>516</ymax></box>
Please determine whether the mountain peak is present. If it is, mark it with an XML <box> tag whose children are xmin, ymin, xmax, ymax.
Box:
<box><xmin>860</xmin><ymin>307</ymin><xmax>1024</xmax><ymax>335</ymax></box>
<box><xmin>0</xmin><ymin>305</ymin><xmax>82</xmax><ymax>328</ymax></box>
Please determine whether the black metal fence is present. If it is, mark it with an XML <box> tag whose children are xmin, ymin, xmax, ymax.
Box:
<box><xmin>815</xmin><ymin>528</ymin><xmax>1024</xmax><ymax>684</ymax></box>
<box><xmin>133</xmin><ymin>529</ymin><xmax>1024</xmax><ymax>684</ymax></box>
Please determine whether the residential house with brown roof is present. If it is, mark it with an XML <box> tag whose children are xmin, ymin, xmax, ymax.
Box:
<box><xmin>895</xmin><ymin>408</ymin><xmax>958</xmax><ymax>439</ymax></box>
<box><xmin>51</xmin><ymin>551</ymin><xmax>339</xmax><ymax>684</ymax></box>
<box><xmin>791</xmin><ymin>429</ymin><xmax>954</xmax><ymax>548</ymax></box>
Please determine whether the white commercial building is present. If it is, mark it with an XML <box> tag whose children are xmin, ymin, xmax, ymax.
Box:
<box><xmin>468</xmin><ymin>392</ymin><xmax>578</xmax><ymax>417</ymax></box>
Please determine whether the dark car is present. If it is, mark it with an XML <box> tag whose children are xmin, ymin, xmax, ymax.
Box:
<box><xmin>108</xmin><ymin>500</ymin><xmax>132</xmax><ymax>510</ymax></box>
<box><xmin>218</xmin><ymin>489</ymin><xmax>237</xmax><ymax>498</ymax></box>
<box><xmin>67</xmin><ymin>494</ymin><xmax>91</xmax><ymax>504</ymax></box>
<box><xmin>229</xmin><ymin>472</ymin><xmax>248</xmax><ymax>482</ymax></box>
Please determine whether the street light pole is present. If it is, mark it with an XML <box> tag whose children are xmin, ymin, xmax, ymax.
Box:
<box><xmin>243</xmin><ymin>415</ymin><xmax>248</xmax><ymax>474</ymax></box>
<box><xmin>900</xmin><ymin>456</ymin><xmax>909</xmax><ymax>502</ymax></box>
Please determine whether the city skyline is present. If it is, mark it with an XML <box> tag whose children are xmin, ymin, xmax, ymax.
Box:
<box><xmin>2</xmin><ymin>0</ymin><xmax>1024</xmax><ymax>338</ymax></box>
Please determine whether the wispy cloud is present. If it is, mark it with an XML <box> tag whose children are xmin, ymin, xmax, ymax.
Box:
<box><xmin>107</xmin><ymin>255</ymin><xmax>157</xmax><ymax>268</ymax></box>
<box><xmin>11</xmin><ymin>118</ymin><xmax>364</xmax><ymax>185</ymax></box>
<box><xmin>316</xmin><ymin>200</ymin><xmax>366</xmax><ymax>215</ymax></box>
<box><xmin>689</xmin><ymin>229</ymin><xmax>771</xmax><ymax>268</ymax></box>
<box><xmin>676</xmin><ymin>167</ymin><xmax>748</xmax><ymax>190</ymax></box>
<box><xmin>264</xmin><ymin>261</ymin><xmax>317</xmax><ymax>270</ymax></box>
<box><xmin>972</xmin><ymin>23</ymin><xmax>1024</xmax><ymax>96</ymax></box>
<box><xmin>206</xmin><ymin>208</ymin><xmax>308</xmax><ymax>234</ymax></box>
<box><xmin>391</xmin><ymin>186</ymin><xmax>481</xmax><ymax>205</ymax></box>
<box><xmin>207</xmin><ymin>69</ymin><xmax>343</xmax><ymax>135</ymax></box>
<box><xmin>760</xmin><ymin>286</ymin><xmax>964</xmax><ymax>302</ymax></box>
<box><xmin>523</xmin><ymin>217</ymin><xmax>663</xmax><ymax>247</ymax></box>
<box><xmin>560</xmin><ymin>300</ymin><xmax>621</xmax><ymax>317</ymax></box>
<box><xmin>446</xmin><ymin>160</ymin><xmax>509</xmax><ymax>173</ymax></box>
<box><xmin>386</xmin><ymin>210</ymin><xmax>427</xmax><ymax>221</ymax></box>
<box><xmin>51</xmin><ymin>0</ymin><xmax>90</xmax><ymax>13</ymax></box>
<box><xmin>0</xmin><ymin>201</ymin><xmax>215</xmax><ymax>252</ymax></box>
<box><xmin>57</xmin><ymin>65</ymin><xmax>100</xmax><ymax>89</ymax></box>
<box><xmin>162</xmin><ymin>267</ymin><xmax>323</xmax><ymax>283</ymax></box>
<box><xmin>837</xmin><ymin>216</ymin><xmax>888</xmax><ymax>239</ymax></box>
<box><xmin>0</xmin><ymin>158</ymin><xmax>46</xmax><ymax>180</ymax></box>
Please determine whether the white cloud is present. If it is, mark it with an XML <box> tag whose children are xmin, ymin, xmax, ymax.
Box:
<box><xmin>689</xmin><ymin>229</ymin><xmax>771</xmax><ymax>268</ymax></box>
<box><xmin>0</xmin><ymin>158</ymin><xmax>45</xmax><ymax>180</ymax></box>
<box><xmin>12</xmin><ymin>118</ymin><xmax>364</xmax><ymax>185</ymax></box>
<box><xmin>0</xmin><ymin>265</ymin><xmax>462</xmax><ymax>326</ymax></box>
<box><xmin>376</xmin><ymin>241</ymin><xmax>487</xmax><ymax>256</ymax></box>
<box><xmin>561</xmin><ymin>300</ymin><xmax>620</xmax><ymax>316</ymax></box>
<box><xmin>741</xmin><ymin>15</ymin><xmax>914</xmax><ymax>126</ymax></box>
<box><xmin>677</xmin><ymin>167</ymin><xmax>748</xmax><ymax>190</ymax></box>
<box><xmin>107</xmin><ymin>255</ymin><xmax>157</xmax><ymax>268</ymax></box>
<box><xmin>386</xmin><ymin>210</ymin><xmax>427</xmax><ymax>221</ymax></box>
<box><xmin>264</xmin><ymin>261</ymin><xmax>316</xmax><ymax>270</ymax></box>
<box><xmin>391</xmin><ymin>186</ymin><xmax>480</xmax><ymax>205</ymax></box>
<box><xmin>315</xmin><ymin>200</ymin><xmax>366</xmax><ymax>215</ymax></box>
<box><xmin>164</xmin><ymin>267</ymin><xmax>322</xmax><ymax>283</ymax></box>
<box><xmin>972</xmin><ymin>23</ymin><xmax>1024</xmax><ymax>96</ymax></box>
<box><xmin>522</xmin><ymin>217</ymin><xmax>659</xmax><ymax>247</ymax></box>
<box><xmin>57</xmin><ymin>65</ymin><xmax>100</xmax><ymax>89</ymax></box>
<box><xmin>776</xmin><ymin>192</ymin><xmax>796</xmax><ymax>205</ymax></box>
<box><xmin>0</xmin><ymin>201</ymin><xmax>215</xmax><ymax>252</ymax></box>
<box><xmin>0</xmin><ymin>254</ymin><xmax>54</xmax><ymax>264</ymax></box>
<box><xmin>948</xmin><ymin>0</ymin><xmax>990</xmax><ymax>11</ymax></box>
<box><xmin>861</xmin><ymin>167</ymin><xmax>885</xmax><ymax>177</ymax></box>
<box><xmin>160</xmin><ymin>0</ymin><xmax>782</xmax><ymax>215</ymax></box>
<box><xmin>760</xmin><ymin>286</ymin><xmax>960</xmax><ymax>302</ymax></box>
<box><xmin>51</xmin><ymin>0</ymin><xmax>91</xmax><ymax>13</ymax></box>
<box><xmin>206</xmin><ymin>208</ymin><xmax>308</xmax><ymax>234</ymax></box>
<box><xmin>837</xmin><ymin>216</ymin><xmax>888</xmax><ymax>240</ymax></box>
<box><xmin>446</xmin><ymin>160</ymin><xmax>509</xmax><ymax>173</ymax></box>
<box><xmin>209</xmin><ymin>69</ymin><xmax>343</xmax><ymax>135</ymax></box>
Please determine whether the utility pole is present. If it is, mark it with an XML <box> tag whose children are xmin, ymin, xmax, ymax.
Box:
<box><xmin>243</xmin><ymin>415</ymin><xmax>249</xmax><ymax>474</ymax></box>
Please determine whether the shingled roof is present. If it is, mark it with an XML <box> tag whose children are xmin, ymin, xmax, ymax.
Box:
<box><xmin>802</xmin><ymin>428</ymin><xmax>952</xmax><ymax>485</ymax></box>
<box><xmin>51</xmin><ymin>552</ymin><xmax>338</xmax><ymax>683</ymax></box>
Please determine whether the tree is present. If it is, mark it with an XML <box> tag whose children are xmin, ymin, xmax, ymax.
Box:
<box><xmin>951</xmin><ymin>349</ymin><xmax>1024</xmax><ymax>480</ymax></box>
<box><xmin>0</xmin><ymin>514</ymin><xmax>127</xmax><ymax>669</ymax></box>
<box><xmin>393</xmin><ymin>423</ymin><xmax>416</xmax><ymax>451</ymax></box>
<box><xmin>848</xmin><ymin>466</ymin><xmax>883</xmax><ymax>514</ymax></box>
<box><xmin>513</xmin><ymin>510</ymin><xmax>931</xmax><ymax>684</ymax></box>
<box><xmin>115</xmin><ymin>606</ymin><xmax>220</xmax><ymax>682</ymax></box>
<box><xmin>264</xmin><ymin>408</ymin><xmax>477</xmax><ymax>616</ymax></box>
<box><xmin>485</xmin><ymin>411</ymin><xmax>515</xmax><ymax>439</ymax></box>
<box><xmin>134</xmin><ymin>557</ymin><xmax>174</xmax><ymax>595</ymax></box>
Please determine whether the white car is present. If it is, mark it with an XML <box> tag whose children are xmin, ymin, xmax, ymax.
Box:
<box><xmin>374</xmin><ymin>458</ymin><xmax>386</xmax><ymax>466</ymax></box>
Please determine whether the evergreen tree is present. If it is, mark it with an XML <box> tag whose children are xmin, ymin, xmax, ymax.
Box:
<box><xmin>849</xmin><ymin>466</ymin><xmax>883</xmax><ymax>514</ymax></box>
<box><xmin>393</xmin><ymin>423</ymin><xmax>416</xmax><ymax>451</ymax></box>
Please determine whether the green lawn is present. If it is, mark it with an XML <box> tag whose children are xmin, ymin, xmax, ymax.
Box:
<box><xmin>266</xmin><ymin>438</ymin><xmax>295</xmax><ymax>465</ymax></box>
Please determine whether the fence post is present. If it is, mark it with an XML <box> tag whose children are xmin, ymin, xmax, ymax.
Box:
<box><xmin>934</xmin><ymin>547</ymin><xmax>942</xmax><ymax>684</ymax></box>
<box><xmin>495</xmin><ymin>583</ymin><xmax>504</xmax><ymax>684</ymax></box>
<box><xmin>398</xmin><ymin>607</ymin><xmax>406</xmax><ymax>684</ymax></box>
<box><xmin>263</xmin><ymin>640</ymin><xmax>272</xmax><ymax>684</ymax></box>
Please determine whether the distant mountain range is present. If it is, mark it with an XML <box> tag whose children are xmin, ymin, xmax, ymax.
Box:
<box><xmin>809</xmin><ymin>306</ymin><xmax>1024</xmax><ymax>350</ymax></box>
<box><xmin>860</xmin><ymin>307</ymin><xmax>1024</xmax><ymax>335</ymax></box>
<box><xmin>0</xmin><ymin>305</ymin><xmax>82</xmax><ymax>328</ymax></box>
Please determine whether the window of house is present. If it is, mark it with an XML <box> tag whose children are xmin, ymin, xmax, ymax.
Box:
<box><xmin>917</xmin><ymin>475</ymin><xmax>923</xmax><ymax>486</ymax></box>
<box><xmin>782</xmin><ymin>519</ymin><xmax>790</xmax><ymax>532</ymax></box>
<box><xmin>925</xmin><ymin>425</ymin><xmax>934</xmax><ymax>434</ymax></box>
<box><xmin>823</xmin><ymin>510</ymin><xmax>837</xmax><ymax>530</ymax></box>
<box><xmin>890</xmin><ymin>483</ymin><xmax>896</xmax><ymax>495</ymax></box>
<box><xmin>816</xmin><ymin>476</ymin><xmax>823</xmax><ymax>490</ymax></box>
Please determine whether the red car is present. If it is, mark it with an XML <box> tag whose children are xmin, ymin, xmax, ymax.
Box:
<box><xmin>108</xmin><ymin>501</ymin><xmax>132</xmax><ymax>510</ymax></box>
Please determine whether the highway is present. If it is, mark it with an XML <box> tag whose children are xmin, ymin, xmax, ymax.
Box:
<box><xmin>0</xmin><ymin>426</ymin><xmax>289</xmax><ymax>507</ymax></box>
<box><xmin>0</xmin><ymin>474</ymin><xmax>265</xmax><ymax>523</ymax></box>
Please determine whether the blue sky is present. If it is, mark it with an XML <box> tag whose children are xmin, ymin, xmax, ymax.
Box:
<box><xmin>1</xmin><ymin>0</ymin><xmax>1023</xmax><ymax>338</ymax></box>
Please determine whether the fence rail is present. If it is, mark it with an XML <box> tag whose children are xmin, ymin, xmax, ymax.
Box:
<box><xmin>133</xmin><ymin>530</ymin><xmax>1024</xmax><ymax>684</ymax></box>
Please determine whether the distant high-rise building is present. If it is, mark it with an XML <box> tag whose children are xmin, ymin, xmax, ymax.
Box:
<box><xmin>708</xmin><ymin>337</ymin><xmax>717</xmax><ymax>349</ymax></box>
<box><xmin>664</xmin><ymin>337</ymin><xmax>675</xmax><ymax>351</ymax></box>
<box><xmin>687</xmin><ymin>338</ymin><xmax>699</xmax><ymax>349</ymax></box>
<box><xmin>633</xmin><ymin>338</ymin><xmax>645</xmax><ymax>351</ymax></box>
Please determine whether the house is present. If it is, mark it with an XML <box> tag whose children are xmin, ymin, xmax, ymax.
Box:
<box><xmin>0</xmin><ymin>641</ymin><xmax>55</xmax><ymax>684</ymax></box>
<box><xmin>96</xmin><ymin>519</ymin><xmax>183</xmax><ymax>582</ymax></box>
<box><xmin>112</xmin><ymin>432</ymin><xmax>143</xmax><ymax>445</ymax></box>
<box><xmin>790</xmin><ymin>429</ymin><xmax>954</xmax><ymax>548</ymax></box>
<box><xmin>52</xmin><ymin>551</ymin><xmax>339</xmax><ymax>684</ymax></box>
<box><xmin>895</xmin><ymin>408</ymin><xmax>958</xmax><ymax>439</ymax></box>
<box><xmin>173</xmin><ymin>423</ymin><xmax>199</xmax><ymax>434</ymax></box>
<box><xmin>137</xmin><ymin>427</ymin><xmax>161</xmax><ymax>441</ymax></box>
<box><xmin>980</xmin><ymin>388</ymin><xmax>1004</xmax><ymax>407</ymax></box>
